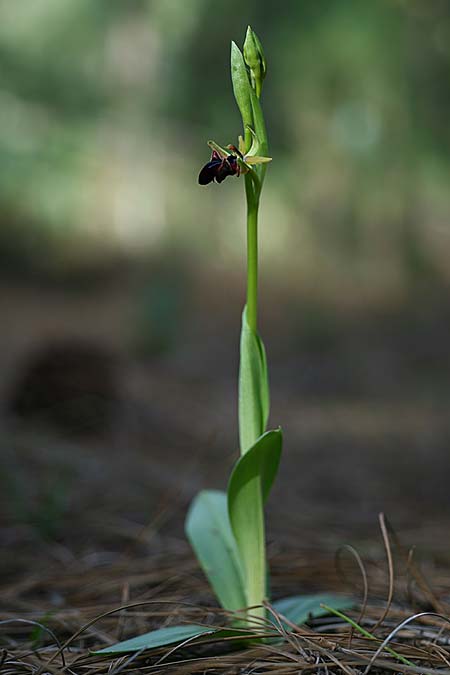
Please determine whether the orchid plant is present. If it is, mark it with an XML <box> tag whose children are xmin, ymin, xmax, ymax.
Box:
<box><xmin>97</xmin><ymin>27</ymin><xmax>351</xmax><ymax>656</ymax></box>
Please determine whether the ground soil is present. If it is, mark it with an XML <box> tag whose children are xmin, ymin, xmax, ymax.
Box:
<box><xmin>1</xmin><ymin>277</ymin><xmax>450</xmax><ymax>671</ymax></box>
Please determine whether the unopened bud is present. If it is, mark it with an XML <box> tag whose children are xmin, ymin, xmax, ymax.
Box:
<box><xmin>243</xmin><ymin>26</ymin><xmax>266</xmax><ymax>98</ymax></box>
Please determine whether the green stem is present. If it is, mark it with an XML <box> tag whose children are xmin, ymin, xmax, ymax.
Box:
<box><xmin>242</xmin><ymin>174</ymin><xmax>265</xmax><ymax>624</ymax></box>
<box><xmin>245</xmin><ymin>175</ymin><xmax>259</xmax><ymax>333</ymax></box>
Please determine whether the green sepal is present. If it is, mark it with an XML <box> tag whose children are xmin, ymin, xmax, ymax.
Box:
<box><xmin>239</xmin><ymin>306</ymin><xmax>270</xmax><ymax>454</ymax></box>
<box><xmin>207</xmin><ymin>140</ymin><xmax>232</xmax><ymax>159</ymax></box>
<box><xmin>228</xmin><ymin>429</ymin><xmax>282</xmax><ymax>615</ymax></box>
<box><xmin>185</xmin><ymin>490</ymin><xmax>246</xmax><ymax>611</ymax></box>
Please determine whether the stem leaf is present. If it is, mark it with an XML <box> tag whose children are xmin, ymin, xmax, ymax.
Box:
<box><xmin>228</xmin><ymin>429</ymin><xmax>282</xmax><ymax>614</ymax></box>
<box><xmin>185</xmin><ymin>490</ymin><xmax>247</xmax><ymax>611</ymax></box>
<box><xmin>239</xmin><ymin>306</ymin><xmax>270</xmax><ymax>453</ymax></box>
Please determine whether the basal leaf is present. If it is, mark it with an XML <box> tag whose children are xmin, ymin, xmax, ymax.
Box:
<box><xmin>238</xmin><ymin>307</ymin><xmax>270</xmax><ymax>454</ymax></box>
<box><xmin>93</xmin><ymin>595</ymin><xmax>353</xmax><ymax>654</ymax></box>
<box><xmin>273</xmin><ymin>594</ymin><xmax>354</xmax><ymax>627</ymax></box>
<box><xmin>227</xmin><ymin>430</ymin><xmax>282</xmax><ymax>614</ymax></box>
<box><xmin>93</xmin><ymin>625</ymin><xmax>263</xmax><ymax>655</ymax></box>
<box><xmin>185</xmin><ymin>490</ymin><xmax>246</xmax><ymax>611</ymax></box>
<box><xmin>93</xmin><ymin>624</ymin><xmax>213</xmax><ymax>654</ymax></box>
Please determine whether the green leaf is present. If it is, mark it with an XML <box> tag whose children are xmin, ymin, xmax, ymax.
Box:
<box><xmin>93</xmin><ymin>624</ymin><xmax>214</xmax><ymax>654</ymax></box>
<box><xmin>185</xmin><ymin>490</ymin><xmax>246</xmax><ymax>611</ymax></box>
<box><xmin>93</xmin><ymin>625</ymin><xmax>265</xmax><ymax>655</ymax></box>
<box><xmin>228</xmin><ymin>430</ymin><xmax>282</xmax><ymax>614</ymax></box>
<box><xmin>92</xmin><ymin>595</ymin><xmax>353</xmax><ymax>654</ymax></box>
<box><xmin>231</xmin><ymin>41</ymin><xmax>253</xmax><ymax>153</ymax></box>
<box><xmin>238</xmin><ymin>307</ymin><xmax>270</xmax><ymax>454</ymax></box>
<box><xmin>273</xmin><ymin>594</ymin><xmax>354</xmax><ymax>627</ymax></box>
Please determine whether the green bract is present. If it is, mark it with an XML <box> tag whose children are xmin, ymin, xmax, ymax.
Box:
<box><xmin>100</xmin><ymin>27</ymin><xmax>352</xmax><ymax>656</ymax></box>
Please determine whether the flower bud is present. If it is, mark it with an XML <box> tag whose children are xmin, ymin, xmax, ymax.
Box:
<box><xmin>243</xmin><ymin>26</ymin><xmax>266</xmax><ymax>98</ymax></box>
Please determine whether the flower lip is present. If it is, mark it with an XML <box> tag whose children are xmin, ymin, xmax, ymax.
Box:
<box><xmin>198</xmin><ymin>140</ymin><xmax>272</xmax><ymax>186</ymax></box>
<box><xmin>198</xmin><ymin>150</ymin><xmax>240</xmax><ymax>185</ymax></box>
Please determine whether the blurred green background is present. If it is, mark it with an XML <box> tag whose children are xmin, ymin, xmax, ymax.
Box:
<box><xmin>1</xmin><ymin>0</ymin><xmax>449</xmax><ymax>299</ymax></box>
<box><xmin>1</xmin><ymin>0</ymin><xmax>450</xmax><ymax>547</ymax></box>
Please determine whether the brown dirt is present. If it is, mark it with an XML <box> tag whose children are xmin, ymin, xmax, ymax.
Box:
<box><xmin>1</xmin><ymin>278</ymin><xmax>450</xmax><ymax>672</ymax></box>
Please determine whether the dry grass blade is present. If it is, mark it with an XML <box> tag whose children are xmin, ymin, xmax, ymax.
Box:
<box><xmin>37</xmin><ymin>599</ymin><xmax>229</xmax><ymax>672</ymax></box>
<box><xmin>427</xmin><ymin>642</ymin><xmax>450</xmax><ymax>669</ymax></box>
<box><xmin>108</xmin><ymin>647</ymin><xmax>147</xmax><ymax>674</ymax></box>
<box><xmin>370</xmin><ymin>512</ymin><xmax>394</xmax><ymax>633</ymax></box>
<box><xmin>363</xmin><ymin>611</ymin><xmax>450</xmax><ymax>675</ymax></box>
<box><xmin>152</xmin><ymin>630</ymin><xmax>216</xmax><ymax>666</ymax></box>
<box><xmin>5</xmin><ymin>523</ymin><xmax>450</xmax><ymax>675</ymax></box>
<box><xmin>321</xmin><ymin>604</ymin><xmax>416</xmax><ymax>668</ymax></box>
<box><xmin>335</xmin><ymin>543</ymin><xmax>369</xmax><ymax>646</ymax></box>
<box><xmin>263</xmin><ymin>601</ymin><xmax>357</xmax><ymax>675</ymax></box>
<box><xmin>385</xmin><ymin>516</ymin><xmax>447</xmax><ymax>614</ymax></box>
<box><xmin>0</xmin><ymin>618</ymin><xmax>67</xmax><ymax>668</ymax></box>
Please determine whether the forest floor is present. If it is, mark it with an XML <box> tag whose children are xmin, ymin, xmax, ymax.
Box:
<box><xmin>1</xmin><ymin>277</ymin><xmax>450</xmax><ymax>673</ymax></box>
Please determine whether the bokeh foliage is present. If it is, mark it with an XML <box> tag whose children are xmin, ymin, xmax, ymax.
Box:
<box><xmin>0</xmin><ymin>0</ymin><xmax>449</xmax><ymax>299</ymax></box>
